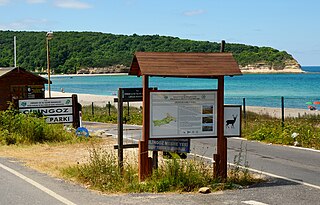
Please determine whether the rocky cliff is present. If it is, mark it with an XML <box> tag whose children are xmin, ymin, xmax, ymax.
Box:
<box><xmin>77</xmin><ymin>65</ymin><xmax>129</xmax><ymax>74</ymax></box>
<box><xmin>240</xmin><ymin>59</ymin><xmax>303</xmax><ymax>73</ymax></box>
<box><xmin>77</xmin><ymin>60</ymin><xmax>302</xmax><ymax>74</ymax></box>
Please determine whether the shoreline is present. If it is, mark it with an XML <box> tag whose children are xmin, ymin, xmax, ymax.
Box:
<box><xmin>46</xmin><ymin>91</ymin><xmax>319</xmax><ymax>118</ymax></box>
<box><xmin>240</xmin><ymin>68</ymin><xmax>305</xmax><ymax>74</ymax></box>
<box><xmin>38</xmin><ymin>69</ymin><xmax>310</xmax><ymax>78</ymax></box>
<box><xmin>40</xmin><ymin>73</ymin><xmax>129</xmax><ymax>78</ymax></box>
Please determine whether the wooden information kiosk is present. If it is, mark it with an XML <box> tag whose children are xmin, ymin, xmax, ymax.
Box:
<box><xmin>129</xmin><ymin>46</ymin><xmax>242</xmax><ymax>181</ymax></box>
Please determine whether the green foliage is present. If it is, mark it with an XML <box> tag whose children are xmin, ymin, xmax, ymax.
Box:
<box><xmin>63</xmin><ymin>146</ymin><xmax>258</xmax><ymax>193</ymax></box>
<box><xmin>0</xmin><ymin>31</ymin><xmax>294</xmax><ymax>73</ymax></box>
<box><xmin>0</xmin><ymin>109</ymin><xmax>76</xmax><ymax>145</ymax></box>
<box><xmin>81</xmin><ymin>104</ymin><xmax>142</xmax><ymax>125</ymax></box>
<box><xmin>243</xmin><ymin>112</ymin><xmax>320</xmax><ymax>149</ymax></box>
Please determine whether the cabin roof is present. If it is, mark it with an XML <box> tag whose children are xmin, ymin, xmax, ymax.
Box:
<box><xmin>0</xmin><ymin>67</ymin><xmax>14</xmax><ymax>77</ymax></box>
<box><xmin>129</xmin><ymin>52</ymin><xmax>242</xmax><ymax>78</ymax></box>
<box><xmin>0</xmin><ymin>67</ymin><xmax>49</xmax><ymax>83</ymax></box>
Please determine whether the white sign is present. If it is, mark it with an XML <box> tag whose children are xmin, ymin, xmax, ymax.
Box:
<box><xmin>19</xmin><ymin>107</ymin><xmax>73</xmax><ymax>115</ymax></box>
<box><xmin>150</xmin><ymin>90</ymin><xmax>217</xmax><ymax>139</ymax></box>
<box><xmin>19</xmin><ymin>98</ymin><xmax>72</xmax><ymax>108</ymax></box>
<box><xmin>18</xmin><ymin>97</ymin><xmax>74</xmax><ymax>125</ymax></box>
<box><xmin>224</xmin><ymin>105</ymin><xmax>241</xmax><ymax>137</ymax></box>
<box><xmin>46</xmin><ymin>115</ymin><xmax>73</xmax><ymax>124</ymax></box>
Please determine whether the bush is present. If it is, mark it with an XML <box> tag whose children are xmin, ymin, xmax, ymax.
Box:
<box><xmin>0</xmin><ymin>109</ymin><xmax>75</xmax><ymax>145</ymax></box>
<box><xmin>63</xmin><ymin>146</ymin><xmax>259</xmax><ymax>193</ymax></box>
<box><xmin>243</xmin><ymin>111</ymin><xmax>320</xmax><ymax>149</ymax></box>
<box><xmin>81</xmin><ymin>104</ymin><xmax>142</xmax><ymax>125</ymax></box>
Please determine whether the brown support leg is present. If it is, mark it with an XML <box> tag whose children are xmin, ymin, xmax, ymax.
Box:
<box><xmin>139</xmin><ymin>141</ymin><xmax>149</xmax><ymax>181</ymax></box>
<box><xmin>215</xmin><ymin>76</ymin><xmax>227</xmax><ymax>180</ymax></box>
<box><xmin>139</xmin><ymin>75</ymin><xmax>150</xmax><ymax>181</ymax></box>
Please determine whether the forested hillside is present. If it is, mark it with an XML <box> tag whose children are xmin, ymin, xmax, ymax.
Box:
<box><xmin>0</xmin><ymin>31</ymin><xmax>295</xmax><ymax>74</ymax></box>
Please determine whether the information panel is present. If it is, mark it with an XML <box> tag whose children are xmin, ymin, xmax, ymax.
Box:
<box><xmin>150</xmin><ymin>90</ymin><xmax>217</xmax><ymax>139</ymax></box>
<box><xmin>18</xmin><ymin>97</ymin><xmax>74</xmax><ymax>125</ymax></box>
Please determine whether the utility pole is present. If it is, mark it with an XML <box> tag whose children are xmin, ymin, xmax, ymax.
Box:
<box><xmin>14</xmin><ymin>36</ymin><xmax>17</xmax><ymax>67</ymax></box>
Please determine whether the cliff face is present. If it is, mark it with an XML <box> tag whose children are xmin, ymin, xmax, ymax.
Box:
<box><xmin>77</xmin><ymin>65</ymin><xmax>129</xmax><ymax>74</ymax></box>
<box><xmin>240</xmin><ymin>59</ymin><xmax>302</xmax><ymax>73</ymax></box>
<box><xmin>76</xmin><ymin>60</ymin><xmax>302</xmax><ymax>74</ymax></box>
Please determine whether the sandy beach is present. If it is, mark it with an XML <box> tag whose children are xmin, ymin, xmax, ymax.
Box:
<box><xmin>47</xmin><ymin>91</ymin><xmax>142</xmax><ymax>108</ymax></box>
<box><xmin>46</xmin><ymin>91</ymin><xmax>319</xmax><ymax>118</ymax></box>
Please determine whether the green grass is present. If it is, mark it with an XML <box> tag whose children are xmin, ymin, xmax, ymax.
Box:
<box><xmin>62</xmin><ymin>145</ymin><xmax>261</xmax><ymax>193</ymax></box>
<box><xmin>81</xmin><ymin>104</ymin><xmax>142</xmax><ymax>125</ymax></box>
<box><xmin>242</xmin><ymin>111</ymin><xmax>320</xmax><ymax>149</ymax></box>
<box><xmin>0</xmin><ymin>108</ymin><xmax>78</xmax><ymax>145</ymax></box>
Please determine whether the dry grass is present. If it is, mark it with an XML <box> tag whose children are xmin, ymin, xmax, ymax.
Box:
<box><xmin>0</xmin><ymin>137</ymin><xmax>116</xmax><ymax>178</ymax></box>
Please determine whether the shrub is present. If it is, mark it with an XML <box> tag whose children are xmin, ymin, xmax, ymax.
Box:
<box><xmin>63</xmin><ymin>145</ymin><xmax>259</xmax><ymax>193</ymax></box>
<box><xmin>243</xmin><ymin>111</ymin><xmax>320</xmax><ymax>149</ymax></box>
<box><xmin>0</xmin><ymin>109</ymin><xmax>75</xmax><ymax>145</ymax></box>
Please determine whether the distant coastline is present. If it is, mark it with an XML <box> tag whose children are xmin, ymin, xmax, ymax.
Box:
<box><xmin>41</xmin><ymin>69</ymin><xmax>305</xmax><ymax>77</ymax></box>
<box><xmin>41</xmin><ymin>73</ymin><xmax>129</xmax><ymax>78</ymax></box>
<box><xmin>240</xmin><ymin>68</ymin><xmax>305</xmax><ymax>74</ymax></box>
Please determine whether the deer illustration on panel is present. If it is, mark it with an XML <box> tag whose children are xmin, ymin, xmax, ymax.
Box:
<box><xmin>226</xmin><ymin>114</ymin><xmax>237</xmax><ymax>129</ymax></box>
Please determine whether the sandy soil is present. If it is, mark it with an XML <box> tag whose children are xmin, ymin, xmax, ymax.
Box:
<box><xmin>0</xmin><ymin>138</ymin><xmax>116</xmax><ymax>178</ymax></box>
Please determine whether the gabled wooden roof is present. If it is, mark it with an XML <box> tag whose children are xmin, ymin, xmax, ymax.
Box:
<box><xmin>0</xmin><ymin>67</ymin><xmax>14</xmax><ymax>77</ymax></box>
<box><xmin>0</xmin><ymin>67</ymin><xmax>49</xmax><ymax>83</ymax></box>
<box><xmin>129</xmin><ymin>52</ymin><xmax>241</xmax><ymax>78</ymax></box>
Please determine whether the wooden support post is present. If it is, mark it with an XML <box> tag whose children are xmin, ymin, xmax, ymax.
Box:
<box><xmin>127</xmin><ymin>101</ymin><xmax>130</xmax><ymax>117</ymax></box>
<box><xmin>281</xmin><ymin>96</ymin><xmax>285</xmax><ymax>127</ymax></box>
<box><xmin>108</xmin><ymin>101</ymin><xmax>111</xmax><ymax>116</ymax></box>
<box><xmin>139</xmin><ymin>75</ymin><xmax>150</xmax><ymax>181</ymax></box>
<box><xmin>117</xmin><ymin>88</ymin><xmax>124</xmax><ymax>172</ymax></box>
<box><xmin>152</xmin><ymin>151</ymin><xmax>158</xmax><ymax>169</ymax></box>
<box><xmin>215</xmin><ymin>76</ymin><xmax>227</xmax><ymax>180</ymax></box>
<box><xmin>91</xmin><ymin>102</ymin><xmax>94</xmax><ymax>117</ymax></box>
<box><xmin>243</xmin><ymin>98</ymin><xmax>246</xmax><ymax>125</ymax></box>
<box><xmin>72</xmin><ymin>94</ymin><xmax>80</xmax><ymax>129</ymax></box>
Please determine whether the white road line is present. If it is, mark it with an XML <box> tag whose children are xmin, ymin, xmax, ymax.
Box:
<box><xmin>0</xmin><ymin>163</ymin><xmax>76</xmax><ymax>205</ymax></box>
<box><xmin>238</xmin><ymin>164</ymin><xmax>320</xmax><ymax>191</ymax></box>
<box><xmin>232</xmin><ymin>137</ymin><xmax>320</xmax><ymax>153</ymax></box>
<box><xmin>242</xmin><ymin>200</ymin><xmax>269</xmax><ymax>205</ymax></box>
<box><xmin>188</xmin><ymin>153</ymin><xmax>320</xmax><ymax>191</ymax></box>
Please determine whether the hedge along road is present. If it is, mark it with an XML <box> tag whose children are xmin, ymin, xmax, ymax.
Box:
<box><xmin>83</xmin><ymin>121</ymin><xmax>320</xmax><ymax>189</ymax></box>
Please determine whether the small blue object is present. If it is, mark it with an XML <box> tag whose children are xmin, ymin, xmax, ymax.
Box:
<box><xmin>76</xmin><ymin>127</ymin><xmax>89</xmax><ymax>137</ymax></box>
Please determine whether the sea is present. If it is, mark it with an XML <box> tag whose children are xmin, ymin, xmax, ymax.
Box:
<box><xmin>48</xmin><ymin>66</ymin><xmax>320</xmax><ymax>109</ymax></box>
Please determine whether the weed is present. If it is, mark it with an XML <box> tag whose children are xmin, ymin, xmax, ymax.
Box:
<box><xmin>243</xmin><ymin>111</ymin><xmax>320</xmax><ymax>149</ymax></box>
<box><xmin>63</xmin><ymin>145</ymin><xmax>261</xmax><ymax>193</ymax></box>
<box><xmin>0</xmin><ymin>109</ymin><xmax>77</xmax><ymax>145</ymax></box>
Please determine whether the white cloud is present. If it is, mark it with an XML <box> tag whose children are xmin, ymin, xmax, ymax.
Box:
<box><xmin>183</xmin><ymin>9</ymin><xmax>206</xmax><ymax>17</ymax></box>
<box><xmin>0</xmin><ymin>18</ymin><xmax>49</xmax><ymax>30</ymax></box>
<box><xmin>26</xmin><ymin>0</ymin><xmax>46</xmax><ymax>3</ymax></box>
<box><xmin>0</xmin><ymin>0</ymin><xmax>9</xmax><ymax>6</ymax></box>
<box><xmin>54</xmin><ymin>0</ymin><xmax>92</xmax><ymax>9</ymax></box>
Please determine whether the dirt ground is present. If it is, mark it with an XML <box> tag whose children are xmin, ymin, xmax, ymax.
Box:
<box><xmin>0</xmin><ymin>137</ymin><xmax>116</xmax><ymax>178</ymax></box>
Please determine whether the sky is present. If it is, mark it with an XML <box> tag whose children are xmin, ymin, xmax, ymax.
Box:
<box><xmin>0</xmin><ymin>0</ymin><xmax>319</xmax><ymax>66</ymax></box>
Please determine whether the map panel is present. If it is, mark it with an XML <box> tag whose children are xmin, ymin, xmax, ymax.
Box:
<box><xmin>150</xmin><ymin>90</ymin><xmax>217</xmax><ymax>139</ymax></box>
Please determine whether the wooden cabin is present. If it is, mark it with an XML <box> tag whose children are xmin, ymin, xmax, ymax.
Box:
<box><xmin>0</xmin><ymin>67</ymin><xmax>49</xmax><ymax>110</ymax></box>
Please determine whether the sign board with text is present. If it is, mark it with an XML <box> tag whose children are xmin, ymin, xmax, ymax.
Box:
<box><xmin>114</xmin><ymin>87</ymin><xmax>157</xmax><ymax>102</ymax></box>
<box><xmin>148</xmin><ymin>139</ymin><xmax>190</xmax><ymax>153</ymax></box>
<box><xmin>18</xmin><ymin>97</ymin><xmax>74</xmax><ymax>125</ymax></box>
<box><xmin>150</xmin><ymin>90</ymin><xmax>217</xmax><ymax>139</ymax></box>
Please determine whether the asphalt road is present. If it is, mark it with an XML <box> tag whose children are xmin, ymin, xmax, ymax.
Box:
<box><xmin>0</xmin><ymin>121</ymin><xmax>319</xmax><ymax>205</ymax></box>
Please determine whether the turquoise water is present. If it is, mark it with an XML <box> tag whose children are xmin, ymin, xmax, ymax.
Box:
<box><xmin>48</xmin><ymin>66</ymin><xmax>320</xmax><ymax>109</ymax></box>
